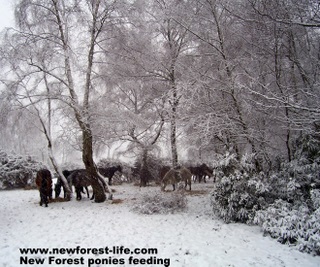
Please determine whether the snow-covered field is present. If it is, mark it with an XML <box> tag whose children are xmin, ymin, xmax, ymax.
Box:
<box><xmin>0</xmin><ymin>182</ymin><xmax>319</xmax><ymax>267</ymax></box>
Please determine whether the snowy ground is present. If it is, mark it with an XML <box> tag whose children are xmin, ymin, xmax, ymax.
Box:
<box><xmin>0</xmin><ymin>182</ymin><xmax>319</xmax><ymax>267</ymax></box>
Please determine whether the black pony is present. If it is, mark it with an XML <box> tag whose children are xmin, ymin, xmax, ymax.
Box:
<box><xmin>68</xmin><ymin>169</ymin><xmax>92</xmax><ymax>200</ymax></box>
<box><xmin>189</xmin><ymin>163</ymin><xmax>213</xmax><ymax>183</ymax></box>
<box><xmin>98</xmin><ymin>165</ymin><xmax>122</xmax><ymax>185</ymax></box>
<box><xmin>54</xmin><ymin>170</ymin><xmax>73</xmax><ymax>198</ymax></box>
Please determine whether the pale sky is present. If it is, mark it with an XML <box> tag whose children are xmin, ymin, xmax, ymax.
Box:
<box><xmin>0</xmin><ymin>0</ymin><xmax>15</xmax><ymax>31</ymax></box>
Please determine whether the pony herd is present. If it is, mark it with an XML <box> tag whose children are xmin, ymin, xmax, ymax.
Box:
<box><xmin>35</xmin><ymin>163</ymin><xmax>214</xmax><ymax>207</ymax></box>
<box><xmin>59</xmin><ymin>166</ymin><xmax>122</xmax><ymax>200</ymax></box>
<box><xmin>35</xmin><ymin>165</ymin><xmax>122</xmax><ymax>207</ymax></box>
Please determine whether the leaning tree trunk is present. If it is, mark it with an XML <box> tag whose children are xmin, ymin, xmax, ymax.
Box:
<box><xmin>48</xmin><ymin>144</ymin><xmax>72</xmax><ymax>200</ymax></box>
<box><xmin>29</xmin><ymin>84</ymin><xmax>72</xmax><ymax>200</ymax></box>
<box><xmin>44</xmin><ymin>73</ymin><xmax>72</xmax><ymax>200</ymax></box>
<box><xmin>82</xmin><ymin>126</ymin><xmax>106</xmax><ymax>203</ymax></box>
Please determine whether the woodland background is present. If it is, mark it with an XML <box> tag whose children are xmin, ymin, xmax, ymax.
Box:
<box><xmin>0</xmin><ymin>0</ymin><xmax>320</xmax><ymax>255</ymax></box>
<box><xmin>0</xmin><ymin>0</ymin><xmax>319</xmax><ymax>167</ymax></box>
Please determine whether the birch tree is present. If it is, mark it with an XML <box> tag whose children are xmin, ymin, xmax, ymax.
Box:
<box><xmin>96</xmin><ymin>0</ymin><xmax>196</xmax><ymax>169</ymax></box>
<box><xmin>1</xmin><ymin>22</ymin><xmax>73</xmax><ymax>198</ymax></box>
<box><xmin>146</xmin><ymin>0</ymin><xmax>196</xmax><ymax>167</ymax></box>
<box><xmin>2</xmin><ymin>0</ymin><xmax>125</xmax><ymax>202</ymax></box>
<box><xmin>92</xmin><ymin>2</ymin><xmax>167</xmax><ymax>185</ymax></box>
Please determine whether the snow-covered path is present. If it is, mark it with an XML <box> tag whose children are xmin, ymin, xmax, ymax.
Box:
<box><xmin>0</xmin><ymin>183</ymin><xmax>318</xmax><ymax>267</ymax></box>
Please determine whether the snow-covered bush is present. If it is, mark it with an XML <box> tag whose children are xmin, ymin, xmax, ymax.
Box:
<box><xmin>267</xmin><ymin>158</ymin><xmax>320</xmax><ymax>206</ymax></box>
<box><xmin>311</xmin><ymin>189</ymin><xmax>320</xmax><ymax>209</ymax></box>
<box><xmin>211</xmin><ymin>171</ymin><xmax>270</xmax><ymax>223</ymax></box>
<box><xmin>211</xmin><ymin>151</ymin><xmax>271</xmax><ymax>223</ymax></box>
<box><xmin>212</xmin><ymin>151</ymin><xmax>239</xmax><ymax>178</ymax></box>
<box><xmin>132</xmin><ymin>191</ymin><xmax>187</xmax><ymax>214</ymax></box>
<box><xmin>210</xmin><ymin>134</ymin><xmax>320</xmax><ymax>253</ymax></box>
<box><xmin>0</xmin><ymin>150</ymin><xmax>47</xmax><ymax>189</ymax></box>
<box><xmin>252</xmin><ymin>133</ymin><xmax>320</xmax><ymax>255</ymax></box>
<box><xmin>211</xmin><ymin>151</ymin><xmax>320</xmax><ymax>254</ymax></box>
<box><xmin>254</xmin><ymin>200</ymin><xmax>320</xmax><ymax>255</ymax></box>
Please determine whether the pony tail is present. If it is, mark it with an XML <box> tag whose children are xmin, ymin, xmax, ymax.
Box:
<box><xmin>41</xmin><ymin>175</ymin><xmax>48</xmax><ymax>190</ymax></box>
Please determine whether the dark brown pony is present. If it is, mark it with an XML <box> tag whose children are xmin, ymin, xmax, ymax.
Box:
<box><xmin>68</xmin><ymin>169</ymin><xmax>92</xmax><ymax>200</ymax></box>
<box><xmin>35</xmin><ymin>169</ymin><xmax>53</xmax><ymax>207</ymax></box>
<box><xmin>159</xmin><ymin>165</ymin><xmax>171</xmax><ymax>180</ymax></box>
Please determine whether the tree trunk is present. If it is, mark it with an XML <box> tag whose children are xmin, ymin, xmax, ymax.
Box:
<box><xmin>48</xmin><ymin>145</ymin><xmax>72</xmax><ymax>200</ymax></box>
<box><xmin>43</xmin><ymin>73</ymin><xmax>72</xmax><ymax>200</ymax></box>
<box><xmin>170</xmin><ymin>113</ymin><xmax>178</xmax><ymax>168</ymax></box>
<box><xmin>82</xmin><ymin>126</ymin><xmax>106</xmax><ymax>203</ymax></box>
<box><xmin>140</xmin><ymin>148</ymin><xmax>149</xmax><ymax>187</ymax></box>
<box><xmin>170</xmin><ymin>66</ymin><xmax>179</xmax><ymax>168</ymax></box>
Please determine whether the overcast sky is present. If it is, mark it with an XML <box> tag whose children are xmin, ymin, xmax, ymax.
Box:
<box><xmin>0</xmin><ymin>0</ymin><xmax>15</xmax><ymax>31</ymax></box>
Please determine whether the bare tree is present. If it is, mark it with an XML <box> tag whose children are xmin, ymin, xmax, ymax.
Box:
<box><xmin>1</xmin><ymin>26</ymin><xmax>73</xmax><ymax>197</ymax></box>
<box><xmin>232</xmin><ymin>0</ymin><xmax>320</xmax><ymax>161</ymax></box>
<box><xmin>2</xmin><ymin>0</ymin><xmax>127</xmax><ymax>202</ymax></box>
<box><xmin>94</xmin><ymin>0</ymin><xmax>196</xmax><ymax>169</ymax></box>
<box><xmin>144</xmin><ymin>0</ymin><xmax>196</xmax><ymax>167</ymax></box>
<box><xmin>169</xmin><ymin>0</ymin><xmax>320</xmax><ymax>168</ymax></box>
<box><xmin>173</xmin><ymin>0</ymin><xmax>257</xmax><ymax>159</ymax></box>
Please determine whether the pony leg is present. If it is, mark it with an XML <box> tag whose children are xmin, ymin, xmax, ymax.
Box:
<box><xmin>40</xmin><ymin>192</ymin><xmax>48</xmax><ymax>207</ymax></box>
<box><xmin>85</xmin><ymin>186</ymin><xmax>89</xmax><ymax>198</ymax></box>
<box><xmin>75</xmin><ymin>187</ymin><xmax>82</xmax><ymax>200</ymax></box>
<box><xmin>39</xmin><ymin>192</ymin><xmax>43</xmax><ymax>206</ymax></box>
<box><xmin>183</xmin><ymin>181</ymin><xmax>191</xmax><ymax>190</ymax></box>
<box><xmin>63</xmin><ymin>185</ymin><xmax>67</xmax><ymax>198</ymax></box>
<box><xmin>161</xmin><ymin>183</ymin><xmax>166</xmax><ymax>191</ymax></box>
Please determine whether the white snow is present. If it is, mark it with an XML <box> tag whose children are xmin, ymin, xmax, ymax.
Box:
<box><xmin>0</xmin><ymin>183</ymin><xmax>319</xmax><ymax>267</ymax></box>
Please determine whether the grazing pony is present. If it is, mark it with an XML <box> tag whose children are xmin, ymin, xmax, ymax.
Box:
<box><xmin>161</xmin><ymin>166</ymin><xmax>192</xmax><ymax>191</ymax></box>
<box><xmin>68</xmin><ymin>169</ymin><xmax>92</xmax><ymax>200</ymax></box>
<box><xmin>55</xmin><ymin>169</ymin><xmax>89</xmax><ymax>199</ymax></box>
<box><xmin>189</xmin><ymin>163</ymin><xmax>213</xmax><ymax>183</ymax></box>
<box><xmin>159</xmin><ymin>165</ymin><xmax>171</xmax><ymax>180</ymax></box>
<box><xmin>54</xmin><ymin>170</ymin><xmax>70</xmax><ymax>198</ymax></box>
<box><xmin>35</xmin><ymin>169</ymin><xmax>53</xmax><ymax>207</ymax></box>
<box><xmin>98</xmin><ymin>165</ymin><xmax>122</xmax><ymax>185</ymax></box>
